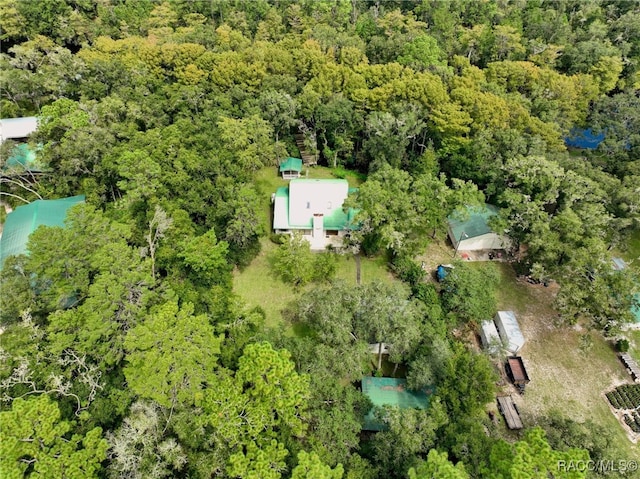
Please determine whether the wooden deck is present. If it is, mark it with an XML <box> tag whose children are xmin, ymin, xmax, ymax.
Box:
<box><xmin>497</xmin><ymin>396</ymin><xmax>523</xmax><ymax>430</ymax></box>
<box><xmin>620</xmin><ymin>353</ymin><xmax>640</xmax><ymax>382</ymax></box>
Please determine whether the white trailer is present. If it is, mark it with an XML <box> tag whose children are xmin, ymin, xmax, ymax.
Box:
<box><xmin>494</xmin><ymin>311</ymin><xmax>525</xmax><ymax>354</ymax></box>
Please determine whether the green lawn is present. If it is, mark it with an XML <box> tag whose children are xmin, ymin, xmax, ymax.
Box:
<box><xmin>233</xmin><ymin>240</ymin><xmax>398</xmax><ymax>331</ymax></box>
<box><xmin>622</xmin><ymin>229</ymin><xmax>640</xmax><ymax>269</ymax></box>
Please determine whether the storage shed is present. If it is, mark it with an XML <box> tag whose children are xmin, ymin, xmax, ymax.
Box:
<box><xmin>480</xmin><ymin>320</ymin><xmax>502</xmax><ymax>355</ymax></box>
<box><xmin>3</xmin><ymin>143</ymin><xmax>44</xmax><ymax>173</ymax></box>
<box><xmin>0</xmin><ymin>195</ymin><xmax>85</xmax><ymax>266</ymax></box>
<box><xmin>494</xmin><ymin>311</ymin><xmax>525</xmax><ymax>354</ymax></box>
<box><xmin>447</xmin><ymin>204</ymin><xmax>511</xmax><ymax>252</ymax></box>
<box><xmin>279</xmin><ymin>157</ymin><xmax>303</xmax><ymax>179</ymax></box>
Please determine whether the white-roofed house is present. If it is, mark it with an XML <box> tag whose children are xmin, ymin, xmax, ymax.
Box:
<box><xmin>0</xmin><ymin>117</ymin><xmax>38</xmax><ymax>144</ymax></box>
<box><xmin>272</xmin><ymin>178</ymin><xmax>358</xmax><ymax>250</ymax></box>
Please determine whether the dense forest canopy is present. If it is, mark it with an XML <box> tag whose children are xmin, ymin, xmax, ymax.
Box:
<box><xmin>1</xmin><ymin>1</ymin><xmax>639</xmax><ymax>478</ymax></box>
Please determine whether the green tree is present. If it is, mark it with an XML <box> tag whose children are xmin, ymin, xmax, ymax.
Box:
<box><xmin>0</xmin><ymin>395</ymin><xmax>108</xmax><ymax>479</ymax></box>
<box><xmin>291</xmin><ymin>451</ymin><xmax>344</xmax><ymax>479</ymax></box>
<box><xmin>408</xmin><ymin>449</ymin><xmax>469</xmax><ymax>479</ymax></box>
<box><xmin>178</xmin><ymin>229</ymin><xmax>231</xmax><ymax>286</ymax></box>
<box><xmin>397</xmin><ymin>34</ymin><xmax>446</xmax><ymax>70</ymax></box>
<box><xmin>107</xmin><ymin>400</ymin><xmax>187</xmax><ymax>479</ymax></box>
<box><xmin>268</xmin><ymin>233</ymin><xmax>337</xmax><ymax>286</ymax></box>
<box><xmin>440</xmin><ymin>262</ymin><xmax>499</xmax><ymax>324</ymax></box>
<box><xmin>487</xmin><ymin>427</ymin><xmax>589</xmax><ymax>479</ymax></box>
<box><xmin>124</xmin><ymin>301</ymin><xmax>222</xmax><ymax>408</ymax></box>
<box><xmin>305</xmin><ymin>374</ymin><xmax>369</xmax><ymax>466</ymax></box>
<box><xmin>372</xmin><ymin>400</ymin><xmax>449</xmax><ymax>478</ymax></box>
<box><xmin>178</xmin><ymin>342</ymin><xmax>310</xmax><ymax>476</ymax></box>
<box><xmin>346</xmin><ymin>166</ymin><xmax>482</xmax><ymax>256</ymax></box>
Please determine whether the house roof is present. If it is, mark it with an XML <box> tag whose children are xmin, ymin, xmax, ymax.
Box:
<box><xmin>0</xmin><ymin>195</ymin><xmax>85</xmax><ymax>266</ymax></box>
<box><xmin>273</xmin><ymin>179</ymin><xmax>357</xmax><ymax>231</ymax></box>
<box><xmin>633</xmin><ymin>293</ymin><xmax>640</xmax><ymax>324</ymax></box>
<box><xmin>3</xmin><ymin>144</ymin><xmax>44</xmax><ymax>172</ymax></box>
<box><xmin>0</xmin><ymin>117</ymin><xmax>38</xmax><ymax>143</ymax></box>
<box><xmin>448</xmin><ymin>204</ymin><xmax>500</xmax><ymax>240</ymax></box>
<box><xmin>279</xmin><ymin>157</ymin><xmax>303</xmax><ymax>172</ymax></box>
<box><xmin>362</xmin><ymin>377</ymin><xmax>433</xmax><ymax>431</ymax></box>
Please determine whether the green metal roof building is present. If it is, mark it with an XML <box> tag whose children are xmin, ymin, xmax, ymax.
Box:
<box><xmin>279</xmin><ymin>157</ymin><xmax>303</xmax><ymax>179</ymax></box>
<box><xmin>447</xmin><ymin>204</ymin><xmax>511</xmax><ymax>251</ymax></box>
<box><xmin>0</xmin><ymin>195</ymin><xmax>84</xmax><ymax>266</ymax></box>
<box><xmin>3</xmin><ymin>144</ymin><xmax>44</xmax><ymax>172</ymax></box>
<box><xmin>362</xmin><ymin>376</ymin><xmax>433</xmax><ymax>431</ymax></box>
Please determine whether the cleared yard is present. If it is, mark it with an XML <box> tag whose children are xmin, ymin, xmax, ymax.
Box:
<box><xmin>490</xmin><ymin>262</ymin><xmax>639</xmax><ymax>459</ymax></box>
<box><xmin>233</xmin><ymin>240</ymin><xmax>397</xmax><ymax>330</ymax></box>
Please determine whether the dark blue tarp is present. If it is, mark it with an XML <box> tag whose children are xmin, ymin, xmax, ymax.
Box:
<box><xmin>565</xmin><ymin>128</ymin><xmax>605</xmax><ymax>149</ymax></box>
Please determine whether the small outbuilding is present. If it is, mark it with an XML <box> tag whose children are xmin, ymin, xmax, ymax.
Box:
<box><xmin>0</xmin><ymin>117</ymin><xmax>38</xmax><ymax>144</ymax></box>
<box><xmin>0</xmin><ymin>195</ymin><xmax>85</xmax><ymax>266</ymax></box>
<box><xmin>361</xmin><ymin>377</ymin><xmax>432</xmax><ymax>431</ymax></box>
<box><xmin>447</xmin><ymin>204</ymin><xmax>510</xmax><ymax>252</ymax></box>
<box><xmin>279</xmin><ymin>157</ymin><xmax>303</xmax><ymax>179</ymax></box>
<box><xmin>480</xmin><ymin>320</ymin><xmax>502</xmax><ymax>355</ymax></box>
<box><xmin>494</xmin><ymin>311</ymin><xmax>525</xmax><ymax>354</ymax></box>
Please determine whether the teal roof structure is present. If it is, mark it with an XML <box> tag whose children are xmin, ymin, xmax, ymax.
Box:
<box><xmin>633</xmin><ymin>293</ymin><xmax>640</xmax><ymax>324</ymax></box>
<box><xmin>4</xmin><ymin>144</ymin><xmax>44</xmax><ymax>172</ymax></box>
<box><xmin>362</xmin><ymin>377</ymin><xmax>433</xmax><ymax>431</ymax></box>
<box><xmin>1</xmin><ymin>196</ymin><xmax>84</xmax><ymax>266</ymax></box>
<box><xmin>448</xmin><ymin>204</ymin><xmax>500</xmax><ymax>240</ymax></box>
<box><xmin>279</xmin><ymin>157</ymin><xmax>303</xmax><ymax>172</ymax></box>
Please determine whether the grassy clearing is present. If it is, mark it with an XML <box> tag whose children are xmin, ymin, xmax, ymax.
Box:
<box><xmin>334</xmin><ymin>253</ymin><xmax>396</xmax><ymax>285</ymax></box>
<box><xmin>233</xmin><ymin>239</ymin><xmax>399</xmax><ymax>331</ymax></box>
<box><xmin>487</xmin><ymin>262</ymin><xmax>639</xmax><ymax>457</ymax></box>
<box><xmin>232</xmin><ymin>239</ymin><xmax>296</xmax><ymax>329</ymax></box>
<box><xmin>628</xmin><ymin>330</ymin><xmax>640</xmax><ymax>364</ymax></box>
<box><xmin>623</xmin><ymin>230</ymin><xmax>640</xmax><ymax>269</ymax></box>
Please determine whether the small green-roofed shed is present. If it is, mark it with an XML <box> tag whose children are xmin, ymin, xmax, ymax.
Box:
<box><xmin>362</xmin><ymin>377</ymin><xmax>433</xmax><ymax>431</ymax></box>
<box><xmin>1</xmin><ymin>195</ymin><xmax>84</xmax><ymax>266</ymax></box>
<box><xmin>279</xmin><ymin>157</ymin><xmax>303</xmax><ymax>179</ymax></box>
<box><xmin>447</xmin><ymin>204</ymin><xmax>510</xmax><ymax>251</ymax></box>
<box><xmin>633</xmin><ymin>293</ymin><xmax>640</xmax><ymax>324</ymax></box>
